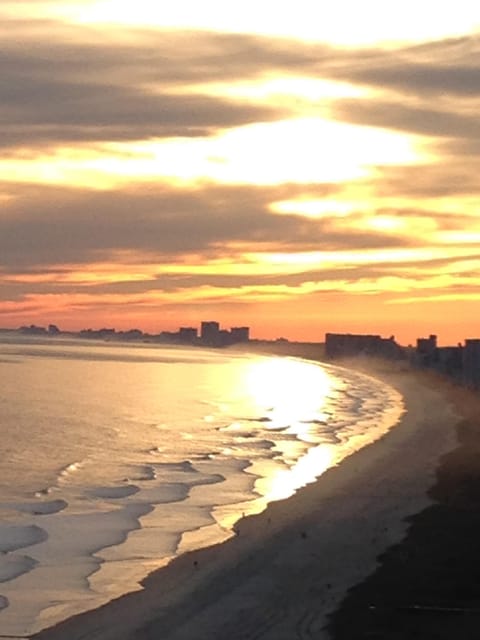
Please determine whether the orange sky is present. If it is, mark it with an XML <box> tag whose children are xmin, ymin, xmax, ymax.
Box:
<box><xmin>1</xmin><ymin>2</ymin><xmax>480</xmax><ymax>345</ymax></box>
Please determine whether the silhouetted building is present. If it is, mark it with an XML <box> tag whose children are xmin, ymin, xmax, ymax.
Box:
<box><xmin>79</xmin><ymin>328</ymin><xmax>116</xmax><ymax>340</ymax></box>
<box><xmin>463</xmin><ymin>339</ymin><xmax>480</xmax><ymax>388</ymax></box>
<box><xmin>230</xmin><ymin>327</ymin><xmax>250</xmax><ymax>343</ymax></box>
<box><xmin>19</xmin><ymin>324</ymin><xmax>47</xmax><ymax>335</ymax></box>
<box><xmin>437</xmin><ymin>345</ymin><xmax>463</xmax><ymax>379</ymax></box>
<box><xmin>325</xmin><ymin>333</ymin><xmax>402</xmax><ymax>359</ymax></box>
<box><xmin>413</xmin><ymin>335</ymin><xmax>480</xmax><ymax>387</ymax></box>
<box><xmin>219</xmin><ymin>329</ymin><xmax>232</xmax><ymax>345</ymax></box>
<box><xmin>415</xmin><ymin>334</ymin><xmax>438</xmax><ymax>367</ymax></box>
<box><xmin>157</xmin><ymin>331</ymin><xmax>177</xmax><ymax>342</ymax></box>
<box><xmin>178</xmin><ymin>327</ymin><xmax>198</xmax><ymax>343</ymax></box>
<box><xmin>200</xmin><ymin>321</ymin><xmax>220</xmax><ymax>345</ymax></box>
<box><xmin>118</xmin><ymin>329</ymin><xmax>144</xmax><ymax>341</ymax></box>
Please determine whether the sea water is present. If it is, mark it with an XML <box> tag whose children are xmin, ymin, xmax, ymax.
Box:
<box><xmin>0</xmin><ymin>336</ymin><xmax>403</xmax><ymax>636</ymax></box>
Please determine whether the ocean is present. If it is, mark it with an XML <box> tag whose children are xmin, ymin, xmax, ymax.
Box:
<box><xmin>0</xmin><ymin>336</ymin><xmax>403</xmax><ymax>636</ymax></box>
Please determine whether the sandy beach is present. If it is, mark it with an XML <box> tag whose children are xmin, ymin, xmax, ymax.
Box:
<box><xmin>31</xmin><ymin>354</ymin><xmax>477</xmax><ymax>640</ymax></box>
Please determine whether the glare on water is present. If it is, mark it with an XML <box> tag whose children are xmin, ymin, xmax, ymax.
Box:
<box><xmin>0</xmin><ymin>338</ymin><xmax>403</xmax><ymax>636</ymax></box>
<box><xmin>245</xmin><ymin>356</ymin><xmax>332</xmax><ymax>425</ymax></box>
<box><xmin>242</xmin><ymin>357</ymin><xmax>336</xmax><ymax>502</ymax></box>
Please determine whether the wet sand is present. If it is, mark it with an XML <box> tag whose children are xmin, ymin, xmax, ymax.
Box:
<box><xmin>32</xmin><ymin>354</ymin><xmax>473</xmax><ymax>640</ymax></box>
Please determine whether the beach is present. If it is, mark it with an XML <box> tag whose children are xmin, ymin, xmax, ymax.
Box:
<box><xmin>30</xmin><ymin>351</ymin><xmax>480</xmax><ymax>640</ymax></box>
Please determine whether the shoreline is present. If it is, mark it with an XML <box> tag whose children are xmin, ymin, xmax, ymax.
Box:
<box><xmin>32</xmin><ymin>355</ymin><xmax>463</xmax><ymax>640</ymax></box>
<box><xmin>329</xmin><ymin>369</ymin><xmax>480</xmax><ymax>639</ymax></box>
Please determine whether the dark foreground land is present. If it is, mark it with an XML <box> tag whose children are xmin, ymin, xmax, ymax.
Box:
<box><xmin>330</xmin><ymin>376</ymin><xmax>480</xmax><ymax>640</ymax></box>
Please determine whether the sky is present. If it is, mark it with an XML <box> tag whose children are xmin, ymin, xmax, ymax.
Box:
<box><xmin>1</xmin><ymin>1</ymin><xmax>480</xmax><ymax>344</ymax></box>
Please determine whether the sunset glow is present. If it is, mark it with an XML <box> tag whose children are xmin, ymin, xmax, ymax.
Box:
<box><xmin>52</xmin><ymin>0</ymin><xmax>479</xmax><ymax>46</ymax></box>
<box><xmin>1</xmin><ymin>1</ymin><xmax>479</xmax><ymax>344</ymax></box>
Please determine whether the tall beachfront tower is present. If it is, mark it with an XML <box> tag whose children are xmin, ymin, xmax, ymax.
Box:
<box><xmin>230</xmin><ymin>327</ymin><xmax>250</xmax><ymax>343</ymax></box>
<box><xmin>200</xmin><ymin>321</ymin><xmax>220</xmax><ymax>345</ymax></box>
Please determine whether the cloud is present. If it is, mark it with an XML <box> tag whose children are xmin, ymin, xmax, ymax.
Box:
<box><xmin>0</xmin><ymin>12</ymin><xmax>479</xmax><ymax>337</ymax></box>
<box><xmin>1</xmin><ymin>25</ymin><xmax>316</xmax><ymax>148</ymax></box>
<box><xmin>0</xmin><ymin>18</ymin><xmax>329</xmax><ymax>84</ymax></box>
<box><xmin>434</xmin><ymin>137</ymin><xmax>480</xmax><ymax>158</ymax></box>
<box><xmin>315</xmin><ymin>35</ymin><xmax>480</xmax><ymax>168</ymax></box>
<box><xmin>347</xmin><ymin>63</ymin><xmax>480</xmax><ymax>97</ymax></box>
<box><xmin>1</xmin><ymin>16</ymin><xmax>479</xmax><ymax>156</ymax></box>
<box><xmin>331</xmin><ymin>98</ymin><xmax>480</xmax><ymax>139</ymax></box>
<box><xmin>318</xmin><ymin>35</ymin><xmax>480</xmax><ymax>96</ymax></box>
<box><xmin>371</xmin><ymin>163</ymin><xmax>480</xmax><ymax>198</ymax></box>
<box><xmin>0</xmin><ymin>182</ymin><xmax>414</xmax><ymax>271</ymax></box>
<box><xmin>332</xmin><ymin>38</ymin><xmax>480</xmax><ymax>96</ymax></box>
<box><xmin>0</xmin><ymin>64</ymin><xmax>284</xmax><ymax>147</ymax></box>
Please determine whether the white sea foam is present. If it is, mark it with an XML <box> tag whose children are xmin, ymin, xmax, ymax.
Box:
<box><xmin>128</xmin><ymin>464</ymin><xmax>157</xmax><ymax>481</ymax></box>
<box><xmin>0</xmin><ymin>339</ymin><xmax>403</xmax><ymax>635</ymax></box>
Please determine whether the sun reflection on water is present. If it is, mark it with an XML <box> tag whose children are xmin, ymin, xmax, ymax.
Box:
<box><xmin>244</xmin><ymin>357</ymin><xmax>337</xmax><ymax>502</ymax></box>
<box><xmin>261</xmin><ymin>444</ymin><xmax>336</xmax><ymax>502</ymax></box>
<box><xmin>245</xmin><ymin>357</ymin><xmax>331</xmax><ymax>424</ymax></box>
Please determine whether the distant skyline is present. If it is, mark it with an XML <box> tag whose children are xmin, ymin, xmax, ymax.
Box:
<box><xmin>2</xmin><ymin>321</ymin><xmax>472</xmax><ymax>350</ymax></box>
<box><xmin>1</xmin><ymin>2</ymin><xmax>480</xmax><ymax>345</ymax></box>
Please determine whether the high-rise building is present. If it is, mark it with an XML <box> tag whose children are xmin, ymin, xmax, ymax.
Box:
<box><xmin>178</xmin><ymin>327</ymin><xmax>198</xmax><ymax>342</ymax></box>
<box><xmin>200</xmin><ymin>321</ymin><xmax>220</xmax><ymax>345</ymax></box>
<box><xmin>230</xmin><ymin>327</ymin><xmax>250</xmax><ymax>343</ymax></box>
<box><xmin>463</xmin><ymin>339</ymin><xmax>480</xmax><ymax>388</ymax></box>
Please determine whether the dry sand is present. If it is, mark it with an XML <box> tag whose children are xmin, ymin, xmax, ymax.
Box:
<box><xmin>32</xmin><ymin>355</ymin><xmax>475</xmax><ymax>640</ymax></box>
